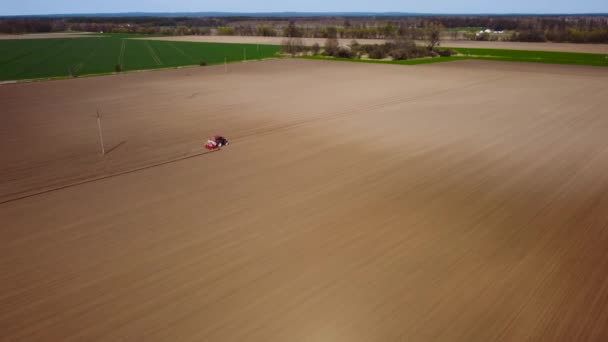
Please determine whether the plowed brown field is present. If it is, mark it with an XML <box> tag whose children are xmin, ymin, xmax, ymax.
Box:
<box><xmin>2</xmin><ymin>59</ymin><xmax>608</xmax><ymax>341</ymax></box>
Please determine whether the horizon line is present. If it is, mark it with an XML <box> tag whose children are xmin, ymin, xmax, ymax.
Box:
<box><xmin>2</xmin><ymin>11</ymin><xmax>608</xmax><ymax>18</ymax></box>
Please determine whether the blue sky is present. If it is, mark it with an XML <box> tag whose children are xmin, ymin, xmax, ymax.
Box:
<box><xmin>3</xmin><ymin>0</ymin><xmax>607</xmax><ymax>16</ymax></box>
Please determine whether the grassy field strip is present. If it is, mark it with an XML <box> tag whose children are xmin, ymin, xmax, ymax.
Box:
<box><xmin>450</xmin><ymin>47</ymin><xmax>608</xmax><ymax>66</ymax></box>
<box><xmin>144</xmin><ymin>40</ymin><xmax>163</xmax><ymax>66</ymax></box>
<box><xmin>302</xmin><ymin>47</ymin><xmax>608</xmax><ymax>67</ymax></box>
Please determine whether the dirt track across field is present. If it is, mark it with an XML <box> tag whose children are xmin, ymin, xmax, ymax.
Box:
<box><xmin>2</xmin><ymin>59</ymin><xmax>608</xmax><ymax>341</ymax></box>
<box><xmin>136</xmin><ymin>35</ymin><xmax>608</xmax><ymax>54</ymax></box>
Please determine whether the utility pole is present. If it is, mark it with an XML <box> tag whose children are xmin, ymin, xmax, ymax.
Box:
<box><xmin>96</xmin><ymin>109</ymin><xmax>105</xmax><ymax>155</ymax></box>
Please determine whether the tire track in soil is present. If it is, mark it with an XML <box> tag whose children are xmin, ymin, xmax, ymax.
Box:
<box><xmin>72</xmin><ymin>38</ymin><xmax>103</xmax><ymax>75</ymax></box>
<box><xmin>0</xmin><ymin>74</ymin><xmax>504</xmax><ymax>204</ymax></box>
<box><xmin>167</xmin><ymin>42</ymin><xmax>197</xmax><ymax>64</ymax></box>
<box><xmin>233</xmin><ymin>74</ymin><xmax>508</xmax><ymax>143</ymax></box>
<box><xmin>0</xmin><ymin>149</ymin><xmax>220</xmax><ymax>205</ymax></box>
<box><xmin>118</xmin><ymin>39</ymin><xmax>126</xmax><ymax>67</ymax></box>
<box><xmin>144</xmin><ymin>41</ymin><xmax>163</xmax><ymax>66</ymax></box>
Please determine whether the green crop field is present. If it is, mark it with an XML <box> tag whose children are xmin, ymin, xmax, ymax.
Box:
<box><xmin>0</xmin><ymin>35</ymin><xmax>280</xmax><ymax>81</ymax></box>
<box><xmin>2</xmin><ymin>35</ymin><xmax>606</xmax><ymax>81</ymax></box>
<box><xmin>451</xmin><ymin>47</ymin><xmax>608</xmax><ymax>66</ymax></box>
<box><xmin>301</xmin><ymin>47</ymin><xmax>608</xmax><ymax>67</ymax></box>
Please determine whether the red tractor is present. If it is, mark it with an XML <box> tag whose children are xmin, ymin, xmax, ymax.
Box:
<box><xmin>205</xmin><ymin>135</ymin><xmax>229</xmax><ymax>150</ymax></box>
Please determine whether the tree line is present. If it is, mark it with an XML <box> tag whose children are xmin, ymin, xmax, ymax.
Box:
<box><xmin>1</xmin><ymin>16</ymin><xmax>607</xmax><ymax>43</ymax></box>
<box><xmin>280</xmin><ymin>23</ymin><xmax>455</xmax><ymax>61</ymax></box>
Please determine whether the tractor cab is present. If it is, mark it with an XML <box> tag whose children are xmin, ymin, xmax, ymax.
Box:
<box><xmin>205</xmin><ymin>135</ymin><xmax>229</xmax><ymax>150</ymax></box>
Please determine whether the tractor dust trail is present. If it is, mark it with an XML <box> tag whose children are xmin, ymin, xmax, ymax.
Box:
<box><xmin>2</xmin><ymin>59</ymin><xmax>608</xmax><ymax>341</ymax></box>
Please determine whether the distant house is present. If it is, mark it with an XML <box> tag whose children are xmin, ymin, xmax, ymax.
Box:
<box><xmin>476</xmin><ymin>29</ymin><xmax>505</xmax><ymax>37</ymax></box>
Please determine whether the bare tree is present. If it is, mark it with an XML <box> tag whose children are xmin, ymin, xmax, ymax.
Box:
<box><xmin>424</xmin><ymin>22</ymin><xmax>443</xmax><ymax>51</ymax></box>
<box><xmin>324</xmin><ymin>37</ymin><xmax>339</xmax><ymax>56</ymax></box>
<box><xmin>281</xmin><ymin>37</ymin><xmax>305</xmax><ymax>56</ymax></box>
<box><xmin>284</xmin><ymin>20</ymin><xmax>302</xmax><ymax>37</ymax></box>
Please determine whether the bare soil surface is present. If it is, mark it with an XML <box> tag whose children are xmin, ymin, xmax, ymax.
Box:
<box><xmin>136</xmin><ymin>35</ymin><xmax>608</xmax><ymax>54</ymax></box>
<box><xmin>2</xmin><ymin>59</ymin><xmax>608</xmax><ymax>341</ymax></box>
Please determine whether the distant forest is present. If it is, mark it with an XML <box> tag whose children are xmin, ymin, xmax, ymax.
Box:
<box><xmin>2</xmin><ymin>15</ymin><xmax>608</xmax><ymax>43</ymax></box>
